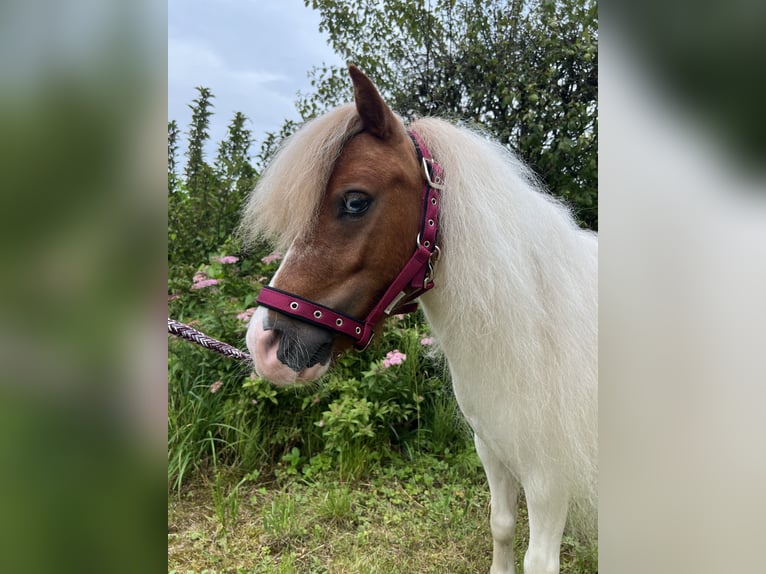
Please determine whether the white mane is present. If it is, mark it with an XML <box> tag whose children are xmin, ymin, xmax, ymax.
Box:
<box><xmin>410</xmin><ymin>117</ymin><xmax>598</xmax><ymax>533</ymax></box>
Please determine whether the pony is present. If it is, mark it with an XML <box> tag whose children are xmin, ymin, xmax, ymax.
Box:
<box><xmin>241</xmin><ymin>65</ymin><xmax>597</xmax><ymax>574</ymax></box>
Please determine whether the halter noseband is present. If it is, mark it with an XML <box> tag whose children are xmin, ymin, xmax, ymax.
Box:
<box><xmin>255</xmin><ymin>129</ymin><xmax>443</xmax><ymax>351</ymax></box>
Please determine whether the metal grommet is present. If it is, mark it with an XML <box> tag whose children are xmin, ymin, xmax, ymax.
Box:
<box><xmin>313</xmin><ymin>310</ymin><xmax>323</xmax><ymax>319</ymax></box>
<box><xmin>336</xmin><ymin>318</ymin><xmax>343</xmax><ymax>327</ymax></box>
<box><xmin>428</xmin><ymin>219</ymin><xmax>434</xmax><ymax>226</ymax></box>
<box><xmin>355</xmin><ymin>326</ymin><xmax>362</xmax><ymax>335</ymax></box>
<box><xmin>431</xmin><ymin>197</ymin><xmax>437</xmax><ymax>205</ymax></box>
<box><xmin>424</xmin><ymin>240</ymin><xmax>431</xmax><ymax>248</ymax></box>
<box><xmin>289</xmin><ymin>302</ymin><xmax>299</xmax><ymax>310</ymax></box>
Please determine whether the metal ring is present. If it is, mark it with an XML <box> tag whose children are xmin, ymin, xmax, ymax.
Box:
<box><xmin>336</xmin><ymin>318</ymin><xmax>343</xmax><ymax>327</ymax></box>
<box><xmin>422</xmin><ymin>157</ymin><xmax>445</xmax><ymax>190</ymax></box>
<box><xmin>355</xmin><ymin>326</ymin><xmax>361</xmax><ymax>335</ymax></box>
<box><xmin>289</xmin><ymin>302</ymin><xmax>299</xmax><ymax>310</ymax></box>
<box><xmin>313</xmin><ymin>310</ymin><xmax>322</xmax><ymax>319</ymax></box>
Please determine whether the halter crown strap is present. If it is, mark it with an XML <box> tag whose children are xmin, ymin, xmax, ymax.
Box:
<box><xmin>256</xmin><ymin>129</ymin><xmax>442</xmax><ymax>350</ymax></box>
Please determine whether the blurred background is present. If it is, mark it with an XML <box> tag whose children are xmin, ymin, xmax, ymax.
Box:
<box><xmin>0</xmin><ymin>0</ymin><xmax>763</xmax><ymax>572</ymax></box>
<box><xmin>0</xmin><ymin>0</ymin><xmax>166</xmax><ymax>572</ymax></box>
<box><xmin>600</xmin><ymin>1</ymin><xmax>766</xmax><ymax>572</ymax></box>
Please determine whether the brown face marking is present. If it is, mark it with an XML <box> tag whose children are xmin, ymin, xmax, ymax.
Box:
<box><xmin>270</xmin><ymin>128</ymin><xmax>423</xmax><ymax>355</ymax></box>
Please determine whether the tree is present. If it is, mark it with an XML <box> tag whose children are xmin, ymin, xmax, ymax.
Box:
<box><xmin>212</xmin><ymin>111</ymin><xmax>258</xmax><ymax>248</ymax></box>
<box><xmin>184</xmin><ymin>87</ymin><xmax>215</xmax><ymax>199</ymax></box>
<box><xmin>301</xmin><ymin>0</ymin><xmax>597</xmax><ymax>229</ymax></box>
<box><xmin>169</xmin><ymin>90</ymin><xmax>258</xmax><ymax>269</ymax></box>
<box><xmin>168</xmin><ymin>119</ymin><xmax>180</xmax><ymax>194</ymax></box>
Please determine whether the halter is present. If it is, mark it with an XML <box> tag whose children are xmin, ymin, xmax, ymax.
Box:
<box><xmin>256</xmin><ymin>129</ymin><xmax>443</xmax><ymax>351</ymax></box>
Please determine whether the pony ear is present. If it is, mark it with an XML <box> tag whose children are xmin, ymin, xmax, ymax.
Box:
<box><xmin>349</xmin><ymin>65</ymin><xmax>395</xmax><ymax>140</ymax></box>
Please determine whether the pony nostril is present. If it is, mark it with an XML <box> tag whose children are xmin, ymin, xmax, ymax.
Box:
<box><xmin>274</xmin><ymin>323</ymin><xmax>334</xmax><ymax>372</ymax></box>
<box><xmin>308</xmin><ymin>341</ymin><xmax>332</xmax><ymax>366</ymax></box>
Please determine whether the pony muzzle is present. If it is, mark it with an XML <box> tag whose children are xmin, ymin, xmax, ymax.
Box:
<box><xmin>246</xmin><ymin>307</ymin><xmax>331</xmax><ymax>385</ymax></box>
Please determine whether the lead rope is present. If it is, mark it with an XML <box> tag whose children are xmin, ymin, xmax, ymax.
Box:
<box><xmin>167</xmin><ymin>318</ymin><xmax>252</xmax><ymax>364</ymax></box>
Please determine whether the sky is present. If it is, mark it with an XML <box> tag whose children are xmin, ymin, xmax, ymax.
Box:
<box><xmin>168</xmin><ymin>0</ymin><xmax>345</xmax><ymax>159</ymax></box>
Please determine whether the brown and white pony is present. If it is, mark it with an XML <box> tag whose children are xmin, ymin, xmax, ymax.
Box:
<box><xmin>241</xmin><ymin>66</ymin><xmax>597</xmax><ymax>574</ymax></box>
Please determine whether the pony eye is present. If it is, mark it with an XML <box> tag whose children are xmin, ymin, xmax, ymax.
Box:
<box><xmin>341</xmin><ymin>192</ymin><xmax>371</xmax><ymax>216</ymax></box>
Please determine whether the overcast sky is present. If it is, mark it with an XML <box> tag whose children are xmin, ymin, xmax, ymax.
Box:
<box><xmin>168</xmin><ymin>0</ymin><xmax>345</xmax><ymax>159</ymax></box>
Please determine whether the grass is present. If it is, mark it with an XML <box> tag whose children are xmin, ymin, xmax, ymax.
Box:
<box><xmin>167</xmin><ymin>316</ymin><xmax>597</xmax><ymax>572</ymax></box>
<box><xmin>168</xmin><ymin>452</ymin><xmax>598</xmax><ymax>573</ymax></box>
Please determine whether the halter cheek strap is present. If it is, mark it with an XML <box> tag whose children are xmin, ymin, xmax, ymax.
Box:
<box><xmin>256</xmin><ymin>129</ymin><xmax>443</xmax><ymax>351</ymax></box>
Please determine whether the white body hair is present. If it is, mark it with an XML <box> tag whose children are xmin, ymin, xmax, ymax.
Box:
<box><xmin>411</xmin><ymin>118</ymin><xmax>598</xmax><ymax>550</ymax></box>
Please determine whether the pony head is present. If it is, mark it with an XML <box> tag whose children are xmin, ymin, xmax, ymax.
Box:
<box><xmin>242</xmin><ymin>66</ymin><xmax>425</xmax><ymax>385</ymax></box>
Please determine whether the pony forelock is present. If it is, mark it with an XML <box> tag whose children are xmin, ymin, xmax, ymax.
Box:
<box><xmin>239</xmin><ymin>104</ymin><xmax>363</xmax><ymax>251</ymax></box>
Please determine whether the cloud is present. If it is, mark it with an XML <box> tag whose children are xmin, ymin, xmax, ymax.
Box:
<box><xmin>168</xmin><ymin>0</ymin><xmax>343</xmax><ymax>157</ymax></box>
<box><xmin>168</xmin><ymin>36</ymin><xmax>287</xmax><ymax>96</ymax></box>
<box><xmin>168</xmin><ymin>33</ymin><xmax>301</xmax><ymax>155</ymax></box>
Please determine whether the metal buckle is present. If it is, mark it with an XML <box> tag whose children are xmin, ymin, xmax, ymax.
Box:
<box><xmin>355</xmin><ymin>331</ymin><xmax>375</xmax><ymax>352</ymax></box>
<box><xmin>422</xmin><ymin>157</ymin><xmax>445</xmax><ymax>190</ymax></box>
<box><xmin>384</xmin><ymin>291</ymin><xmax>410</xmax><ymax>315</ymax></box>
<box><xmin>423</xmin><ymin>245</ymin><xmax>441</xmax><ymax>289</ymax></box>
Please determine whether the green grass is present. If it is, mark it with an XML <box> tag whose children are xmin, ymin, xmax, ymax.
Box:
<box><xmin>168</xmin><ymin>452</ymin><xmax>598</xmax><ymax>573</ymax></box>
<box><xmin>167</xmin><ymin>309</ymin><xmax>597</xmax><ymax>572</ymax></box>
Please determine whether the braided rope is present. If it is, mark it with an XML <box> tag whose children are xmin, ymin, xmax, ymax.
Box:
<box><xmin>168</xmin><ymin>318</ymin><xmax>252</xmax><ymax>364</ymax></box>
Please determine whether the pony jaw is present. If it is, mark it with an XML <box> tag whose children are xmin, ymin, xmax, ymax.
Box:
<box><xmin>246</xmin><ymin>307</ymin><xmax>330</xmax><ymax>385</ymax></box>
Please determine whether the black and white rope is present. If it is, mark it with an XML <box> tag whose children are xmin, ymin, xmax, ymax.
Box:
<box><xmin>168</xmin><ymin>318</ymin><xmax>252</xmax><ymax>364</ymax></box>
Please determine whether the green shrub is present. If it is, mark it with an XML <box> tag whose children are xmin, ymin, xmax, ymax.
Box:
<box><xmin>168</xmin><ymin>244</ymin><xmax>469</xmax><ymax>489</ymax></box>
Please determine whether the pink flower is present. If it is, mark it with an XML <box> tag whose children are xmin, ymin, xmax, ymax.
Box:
<box><xmin>193</xmin><ymin>271</ymin><xmax>206</xmax><ymax>283</ymax></box>
<box><xmin>237</xmin><ymin>307</ymin><xmax>257</xmax><ymax>322</ymax></box>
<box><xmin>168</xmin><ymin>293</ymin><xmax>179</xmax><ymax>302</ymax></box>
<box><xmin>210</xmin><ymin>381</ymin><xmax>223</xmax><ymax>393</ymax></box>
<box><xmin>217</xmin><ymin>255</ymin><xmax>239</xmax><ymax>265</ymax></box>
<box><xmin>191</xmin><ymin>278</ymin><xmax>220</xmax><ymax>290</ymax></box>
<box><xmin>383</xmin><ymin>349</ymin><xmax>407</xmax><ymax>368</ymax></box>
<box><xmin>420</xmin><ymin>337</ymin><xmax>434</xmax><ymax>346</ymax></box>
<box><xmin>260</xmin><ymin>252</ymin><xmax>283</xmax><ymax>265</ymax></box>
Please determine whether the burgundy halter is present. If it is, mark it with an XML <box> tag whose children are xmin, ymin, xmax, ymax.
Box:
<box><xmin>255</xmin><ymin>129</ymin><xmax>443</xmax><ymax>351</ymax></box>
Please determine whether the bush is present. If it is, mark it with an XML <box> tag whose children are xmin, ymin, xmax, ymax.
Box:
<box><xmin>168</xmin><ymin>244</ymin><xmax>470</xmax><ymax>489</ymax></box>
